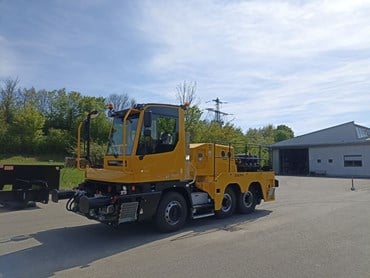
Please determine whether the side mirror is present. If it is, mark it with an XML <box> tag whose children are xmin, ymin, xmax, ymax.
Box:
<box><xmin>83</xmin><ymin>111</ymin><xmax>98</xmax><ymax>141</ymax></box>
<box><xmin>144</xmin><ymin>110</ymin><xmax>152</xmax><ymax>128</ymax></box>
<box><xmin>83</xmin><ymin>119</ymin><xmax>90</xmax><ymax>141</ymax></box>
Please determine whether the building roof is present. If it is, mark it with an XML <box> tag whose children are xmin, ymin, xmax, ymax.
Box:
<box><xmin>271</xmin><ymin>121</ymin><xmax>370</xmax><ymax>148</ymax></box>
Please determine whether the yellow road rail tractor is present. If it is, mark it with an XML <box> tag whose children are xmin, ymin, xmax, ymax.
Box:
<box><xmin>52</xmin><ymin>103</ymin><xmax>278</xmax><ymax>232</ymax></box>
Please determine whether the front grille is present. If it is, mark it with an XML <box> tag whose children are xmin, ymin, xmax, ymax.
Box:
<box><xmin>118</xmin><ymin>202</ymin><xmax>139</xmax><ymax>224</ymax></box>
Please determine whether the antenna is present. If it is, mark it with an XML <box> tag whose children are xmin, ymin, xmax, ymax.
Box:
<box><xmin>206</xmin><ymin>97</ymin><xmax>230</xmax><ymax>124</ymax></box>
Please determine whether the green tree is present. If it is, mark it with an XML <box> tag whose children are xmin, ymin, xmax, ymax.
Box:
<box><xmin>261</xmin><ymin>124</ymin><xmax>276</xmax><ymax>145</ymax></box>
<box><xmin>106</xmin><ymin>93</ymin><xmax>136</xmax><ymax>110</ymax></box>
<box><xmin>184</xmin><ymin>105</ymin><xmax>202</xmax><ymax>142</ymax></box>
<box><xmin>275</xmin><ymin>124</ymin><xmax>294</xmax><ymax>142</ymax></box>
<box><xmin>0</xmin><ymin>114</ymin><xmax>8</xmax><ymax>153</ymax></box>
<box><xmin>75</xmin><ymin>95</ymin><xmax>110</xmax><ymax>146</ymax></box>
<box><xmin>10</xmin><ymin>106</ymin><xmax>45</xmax><ymax>153</ymax></box>
<box><xmin>196</xmin><ymin>121</ymin><xmax>246</xmax><ymax>153</ymax></box>
<box><xmin>42</xmin><ymin>90</ymin><xmax>109</xmax><ymax>150</ymax></box>
<box><xmin>244</xmin><ymin>124</ymin><xmax>294</xmax><ymax>164</ymax></box>
<box><xmin>245</xmin><ymin>128</ymin><xmax>264</xmax><ymax>145</ymax></box>
<box><xmin>90</xmin><ymin>113</ymin><xmax>112</xmax><ymax>144</ymax></box>
<box><xmin>43</xmin><ymin>128</ymin><xmax>70</xmax><ymax>153</ymax></box>
<box><xmin>245</xmin><ymin>124</ymin><xmax>294</xmax><ymax>146</ymax></box>
<box><xmin>0</xmin><ymin>77</ymin><xmax>20</xmax><ymax>124</ymax></box>
<box><xmin>176</xmin><ymin>81</ymin><xmax>203</xmax><ymax>142</ymax></box>
<box><xmin>18</xmin><ymin>87</ymin><xmax>38</xmax><ymax>109</ymax></box>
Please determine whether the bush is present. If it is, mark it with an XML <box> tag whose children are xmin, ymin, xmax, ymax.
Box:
<box><xmin>69</xmin><ymin>141</ymin><xmax>106</xmax><ymax>166</ymax></box>
<box><xmin>42</xmin><ymin>128</ymin><xmax>70</xmax><ymax>153</ymax></box>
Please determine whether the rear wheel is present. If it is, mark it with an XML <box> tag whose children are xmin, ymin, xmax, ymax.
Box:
<box><xmin>155</xmin><ymin>192</ymin><xmax>188</xmax><ymax>232</ymax></box>
<box><xmin>215</xmin><ymin>187</ymin><xmax>236</xmax><ymax>218</ymax></box>
<box><xmin>237</xmin><ymin>186</ymin><xmax>258</xmax><ymax>214</ymax></box>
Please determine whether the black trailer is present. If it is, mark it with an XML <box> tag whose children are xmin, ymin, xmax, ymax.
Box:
<box><xmin>0</xmin><ymin>164</ymin><xmax>62</xmax><ymax>209</ymax></box>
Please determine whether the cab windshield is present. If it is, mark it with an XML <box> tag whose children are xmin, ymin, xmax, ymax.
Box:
<box><xmin>106</xmin><ymin>113</ymin><xmax>139</xmax><ymax>156</ymax></box>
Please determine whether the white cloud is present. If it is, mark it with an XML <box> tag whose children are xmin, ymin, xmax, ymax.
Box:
<box><xmin>2</xmin><ymin>0</ymin><xmax>370</xmax><ymax>135</ymax></box>
<box><xmin>135</xmin><ymin>0</ymin><xmax>370</xmax><ymax>134</ymax></box>
<box><xmin>139</xmin><ymin>0</ymin><xmax>370</xmax><ymax>65</ymax></box>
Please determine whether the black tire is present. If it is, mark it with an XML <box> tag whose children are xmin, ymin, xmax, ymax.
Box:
<box><xmin>237</xmin><ymin>186</ymin><xmax>258</xmax><ymax>214</ymax></box>
<box><xmin>215</xmin><ymin>187</ymin><xmax>236</xmax><ymax>219</ymax></box>
<box><xmin>155</xmin><ymin>192</ymin><xmax>188</xmax><ymax>232</ymax></box>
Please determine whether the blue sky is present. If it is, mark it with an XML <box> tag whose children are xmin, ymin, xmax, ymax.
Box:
<box><xmin>1</xmin><ymin>0</ymin><xmax>370</xmax><ymax>135</ymax></box>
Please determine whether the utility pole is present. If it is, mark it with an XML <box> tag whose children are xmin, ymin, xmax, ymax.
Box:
<box><xmin>206</xmin><ymin>97</ymin><xmax>229</xmax><ymax>124</ymax></box>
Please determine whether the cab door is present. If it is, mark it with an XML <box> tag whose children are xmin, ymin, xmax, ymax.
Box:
<box><xmin>134</xmin><ymin>106</ymin><xmax>186</xmax><ymax>183</ymax></box>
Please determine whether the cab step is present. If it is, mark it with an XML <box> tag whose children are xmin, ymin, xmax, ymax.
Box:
<box><xmin>192</xmin><ymin>212</ymin><xmax>215</xmax><ymax>219</ymax></box>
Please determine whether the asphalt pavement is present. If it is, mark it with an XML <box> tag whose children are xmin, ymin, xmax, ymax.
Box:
<box><xmin>1</xmin><ymin>176</ymin><xmax>369</xmax><ymax>278</ymax></box>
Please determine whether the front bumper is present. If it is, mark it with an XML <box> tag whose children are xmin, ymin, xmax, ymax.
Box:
<box><xmin>52</xmin><ymin>190</ymin><xmax>161</xmax><ymax>225</ymax></box>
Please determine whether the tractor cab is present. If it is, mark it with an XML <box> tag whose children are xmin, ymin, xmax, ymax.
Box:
<box><xmin>82</xmin><ymin>104</ymin><xmax>189</xmax><ymax>183</ymax></box>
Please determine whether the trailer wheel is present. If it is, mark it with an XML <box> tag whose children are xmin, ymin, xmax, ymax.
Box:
<box><xmin>155</xmin><ymin>192</ymin><xmax>188</xmax><ymax>232</ymax></box>
<box><xmin>237</xmin><ymin>186</ymin><xmax>258</xmax><ymax>214</ymax></box>
<box><xmin>215</xmin><ymin>187</ymin><xmax>236</xmax><ymax>219</ymax></box>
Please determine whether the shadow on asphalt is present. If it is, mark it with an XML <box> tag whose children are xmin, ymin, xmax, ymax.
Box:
<box><xmin>0</xmin><ymin>209</ymin><xmax>272</xmax><ymax>278</ymax></box>
<box><xmin>0</xmin><ymin>204</ymin><xmax>42</xmax><ymax>213</ymax></box>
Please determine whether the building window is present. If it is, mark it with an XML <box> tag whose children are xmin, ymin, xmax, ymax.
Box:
<box><xmin>317</xmin><ymin>159</ymin><xmax>321</xmax><ymax>163</ymax></box>
<box><xmin>356</xmin><ymin>127</ymin><xmax>369</xmax><ymax>139</ymax></box>
<box><xmin>328</xmin><ymin>159</ymin><xmax>333</xmax><ymax>163</ymax></box>
<box><xmin>344</xmin><ymin>155</ymin><xmax>362</xmax><ymax>167</ymax></box>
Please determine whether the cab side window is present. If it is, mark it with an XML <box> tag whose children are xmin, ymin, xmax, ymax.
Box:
<box><xmin>136</xmin><ymin>107</ymin><xmax>179</xmax><ymax>155</ymax></box>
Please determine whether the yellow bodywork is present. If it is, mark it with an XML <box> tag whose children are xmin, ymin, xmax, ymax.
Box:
<box><xmin>189</xmin><ymin>143</ymin><xmax>276</xmax><ymax>210</ymax></box>
<box><xmin>81</xmin><ymin>103</ymin><xmax>276</xmax><ymax>213</ymax></box>
<box><xmin>85</xmin><ymin>104</ymin><xmax>188</xmax><ymax>183</ymax></box>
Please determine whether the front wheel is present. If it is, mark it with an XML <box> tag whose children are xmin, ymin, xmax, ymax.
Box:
<box><xmin>215</xmin><ymin>188</ymin><xmax>236</xmax><ymax>219</ymax></box>
<box><xmin>155</xmin><ymin>192</ymin><xmax>188</xmax><ymax>232</ymax></box>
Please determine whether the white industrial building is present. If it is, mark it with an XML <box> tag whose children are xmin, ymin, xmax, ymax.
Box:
<box><xmin>270</xmin><ymin>122</ymin><xmax>370</xmax><ymax>177</ymax></box>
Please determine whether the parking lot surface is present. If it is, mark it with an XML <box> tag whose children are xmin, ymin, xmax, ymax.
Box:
<box><xmin>1</xmin><ymin>176</ymin><xmax>370</xmax><ymax>278</ymax></box>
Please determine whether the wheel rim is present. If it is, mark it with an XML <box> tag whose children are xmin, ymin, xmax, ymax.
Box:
<box><xmin>242</xmin><ymin>191</ymin><xmax>253</xmax><ymax>208</ymax></box>
<box><xmin>165</xmin><ymin>200</ymin><xmax>182</xmax><ymax>225</ymax></box>
<box><xmin>221</xmin><ymin>193</ymin><xmax>233</xmax><ymax>212</ymax></box>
